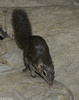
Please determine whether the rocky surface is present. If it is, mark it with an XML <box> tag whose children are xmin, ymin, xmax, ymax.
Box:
<box><xmin>0</xmin><ymin>0</ymin><xmax>74</xmax><ymax>7</ymax></box>
<box><xmin>0</xmin><ymin>0</ymin><xmax>79</xmax><ymax>7</ymax></box>
<box><xmin>0</xmin><ymin>39</ymin><xmax>74</xmax><ymax>100</ymax></box>
<box><xmin>0</xmin><ymin>1</ymin><xmax>79</xmax><ymax>100</ymax></box>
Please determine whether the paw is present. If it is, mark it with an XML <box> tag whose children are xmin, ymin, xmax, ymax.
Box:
<box><xmin>22</xmin><ymin>67</ymin><xmax>27</xmax><ymax>72</ymax></box>
<box><xmin>31</xmin><ymin>70</ymin><xmax>36</xmax><ymax>78</ymax></box>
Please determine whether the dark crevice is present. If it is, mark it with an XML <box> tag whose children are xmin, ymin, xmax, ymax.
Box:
<box><xmin>0</xmin><ymin>35</ymin><xmax>4</xmax><ymax>40</ymax></box>
<box><xmin>0</xmin><ymin>27</ymin><xmax>10</xmax><ymax>40</ymax></box>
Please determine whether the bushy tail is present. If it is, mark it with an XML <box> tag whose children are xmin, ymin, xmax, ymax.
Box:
<box><xmin>12</xmin><ymin>9</ymin><xmax>32</xmax><ymax>49</ymax></box>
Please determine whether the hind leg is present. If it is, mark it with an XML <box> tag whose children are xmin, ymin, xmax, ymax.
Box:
<box><xmin>22</xmin><ymin>57</ymin><xmax>29</xmax><ymax>72</ymax></box>
<box><xmin>22</xmin><ymin>67</ymin><xmax>27</xmax><ymax>72</ymax></box>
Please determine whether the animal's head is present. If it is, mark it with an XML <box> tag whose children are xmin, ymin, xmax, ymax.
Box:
<box><xmin>37</xmin><ymin>61</ymin><xmax>55</xmax><ymax>86</ymax></box>
<box><xmin>29</xmin><ymin>52</ymin><xmax>55</xmax><ymax>86</ymax></box>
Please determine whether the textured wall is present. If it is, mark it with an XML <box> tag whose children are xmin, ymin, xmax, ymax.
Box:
<box><xmin>0</xmin><ymin>0</ymin><xmax>76</xmax><ymax>7</ymax></box>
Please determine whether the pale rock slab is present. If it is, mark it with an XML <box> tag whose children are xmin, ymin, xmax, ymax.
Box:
<box><xmin>0</xmin><ymin>38</ymin><xmax>73</xmax><ymax>100</ymax></box>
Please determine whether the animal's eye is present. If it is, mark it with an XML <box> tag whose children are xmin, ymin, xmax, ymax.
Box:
<box><xmin>42</xmin><ymin>70</ymin><xmax>47</xmax><ymax>76</ymax></box>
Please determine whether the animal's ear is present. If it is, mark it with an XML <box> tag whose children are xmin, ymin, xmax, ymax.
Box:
<box><xmin>38</xmin><ymin>64</ymin><xmax>43</xmax><ymax>71</ymax></box>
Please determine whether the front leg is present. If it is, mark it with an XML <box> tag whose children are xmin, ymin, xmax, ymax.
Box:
<box><xmin>30</xmin><ymin>68</ymin><xmax>36</xmax><ymax>78</ymax></box>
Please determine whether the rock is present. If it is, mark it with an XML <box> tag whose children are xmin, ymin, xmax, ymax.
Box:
<box><xmin>4</xmin><ymin>6</ymin><xmax>79</xmax><ymax>38</ymax></box>
<box><xmin>0</xmin><ymin>11</ymin><xmax>6</xmax><ymax>31</ymax></box>
<box><xmin>0</xmin><ymin>38</ymin><xmax>73</xmax><ymax>100</ymax></box>
<box><xmin>0</xmin><ymin>0</ymin><xmax>74</xmax><ymax>7</ymax></box>
<box><xmin>74</xmin><ymin>0</ymin><xmax>79</xmax><ymax>5</ymax></box>
<box><xmin>0</xmin><ymin>5</ymin><xmax>79</xmax><ymax>100</ymax></box>
<box><xmin>0</xmin><ymin>38</ymin><xmax>23</xmax><ymax>67</ymax></box>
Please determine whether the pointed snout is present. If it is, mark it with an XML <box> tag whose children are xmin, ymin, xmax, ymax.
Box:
<box><xmin>48</xmin><ymin>81</ymin><xmax>54</xmax><ymax>86</ymax></box>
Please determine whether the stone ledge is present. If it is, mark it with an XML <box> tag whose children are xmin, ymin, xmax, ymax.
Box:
<box><xmin>0</xmin><ymin>0</ymin><xmax>74</xmax><ymax>7</ymax></box>
<box><xmin>0</xmin><ymin>5</ymin><xmax>79</xmax><ymax>38</ymax></box>
<box><xmin>0</xmin><ymin>39</ymin><xmax>74</xmax><ymax>100</ymax></box>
